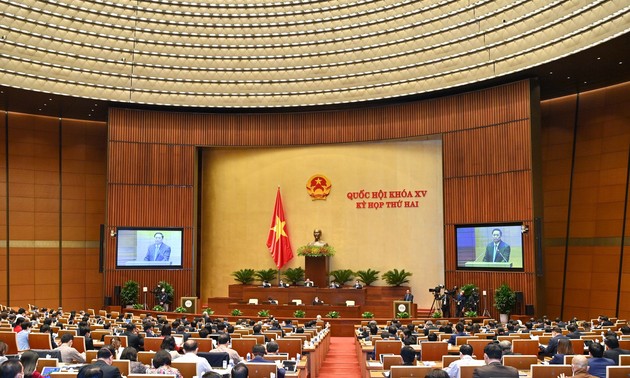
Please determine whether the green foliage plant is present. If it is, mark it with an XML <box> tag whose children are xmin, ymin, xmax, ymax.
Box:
<box><xmin>120</xmin><ymin>280</ymin><xmax>139</xmax><ymax>306</ymax></box>
<box><xmin>282</xmin><ymin>267</ymin><xmax>306</xmax><ymax>285</ymax></box>
<box><xmin>152</xmin><ymin>305</ymin><xmax>164</xmax><ymax>311</ymax></box>
<box><xmin>397</xmin><ymin>312</ymin><xmax>410</xmax><ymax>319</ymax></box>
<box><xmin>257</xmin><ymin>309</ymin><xmax>270</xmax><ymax>317</ymax></box>
<box><xmin>175</xmin><ymin>306</ymin><xmax>186</xmax><ymax>313</ymax></box>
<box><xmin>325</xmin><ymin>311</ymin><xmax>340</xmax><ymax>318</ymax></box>
<box><xmin>494</xmin><ymin>283</ymin><xmax>517</xmax><ymax>314</ymax></box>
<box><xmin>355</xmin><ymin>269</ymin><xmax>380</xmax><ymax>286</ymax></box>
<box><xmin>381</xmin><ymin>269</ymin><xmax>413</xmax><ymax>286</ymax></box>
<box><xmin>329</xmin><ymin>269</ymin><xmax>354</xmax><ymax>285</ymax></box>
<box><xmin>293</xmin><ymin>310</ymin><xmax>306</xmax><ymax>318</ymax></box>
<box><xmin>362</xmin><ymin>311</ymin><xmax>374</xmax><ymax>319</ymax></box>
<box><xmin>255</xmin><ymin>269</ymin><xmax>277</xmax><ymax>283</ymax></box>
<box><xmin>231</xmin><ymin>269</ymin><xmax>256</xmax><ymax>285</ymax></box>
<box><xmin>204</xmin><ymin>308</ymin><xmax>215</xmax><ymax>315</ymax></box>
<box><xmin>231</xmin><ymin>309</ymin><xmax>243</xmax><ymax>316</ymax></box>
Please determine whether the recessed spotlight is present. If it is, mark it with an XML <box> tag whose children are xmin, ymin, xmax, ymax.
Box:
<box><xmin>583</xmin><ymin>81</ymin><xmax>587</xmax><ymax>84</ymax></box>
<box><xmin>619</xmin><ymin>61</ymin><xmax>623</xmax><ymax>65</ymax></box>
<box><xmin>597</xmin><ymin>57</ymin><xmax>601</xmax><ymax>60</ymax></box>
<box><xmin>567</xmin><ymin>76</ymin><xmax>571</xmax><ymax>79</ymax></box>
<box><xmin>549</xmin><ymin>71</ymin><xmax>553</xmax><ymax>75</ymax></box>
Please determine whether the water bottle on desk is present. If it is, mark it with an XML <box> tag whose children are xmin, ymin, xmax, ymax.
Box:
<box><xmin>246</xmin><ymin>352</ymin><xmax>251</xmax><ymax>361</ymax></box>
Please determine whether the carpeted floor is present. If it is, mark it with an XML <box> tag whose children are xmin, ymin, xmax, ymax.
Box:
<box><xmin>317</xmin><ymin>337</ymin><xmax>362</xmax><ymax>378</ymax></box>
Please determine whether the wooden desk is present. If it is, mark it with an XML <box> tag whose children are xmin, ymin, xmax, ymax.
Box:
<box><xmin>242</xmin><ymin>287</ymin><xmax>367</xmax><ymax>306</ymax></box>
<box><xmin>228</xmin><ymin>303</ymin><xmax>361</xmax><ymax>318</ymax></box>
<box><xmin>303</xmin><ymin>329</ymin><xmax>330</xmax><ymax>378</ymax></box>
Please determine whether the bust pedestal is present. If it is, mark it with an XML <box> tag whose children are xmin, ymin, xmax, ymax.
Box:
<box><xmin>305</xmin><ymin>256</ymin><xmax>329</xmax><ymax>288</ymax></box>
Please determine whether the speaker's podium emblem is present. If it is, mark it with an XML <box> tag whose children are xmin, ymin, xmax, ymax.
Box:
<box><xmin>306</xmin><ymin>174</ymin><xmax>332</xmax><ymax>200</ymax></box>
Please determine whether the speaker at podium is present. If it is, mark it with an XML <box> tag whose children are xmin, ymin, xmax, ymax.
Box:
<box><xmin>180</xmin><ymin>297</ymin><xmax>198</xmax><ymax>313</ymax></box>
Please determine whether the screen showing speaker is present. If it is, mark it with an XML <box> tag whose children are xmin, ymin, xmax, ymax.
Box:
<box><xmin>115</xmin><ymin>228</ymin><xmax>183</xmax><ymax>269</ymax></box>
<box><xmin>455</xmin><ymin>223</ymin><xmax>524</xmax><ymax>271</ymax></box>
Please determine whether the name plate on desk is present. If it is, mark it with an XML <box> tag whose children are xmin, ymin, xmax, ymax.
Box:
<box><xmin>464</xmin><ymin>261</ymin><xmax>512</xmax><ymax>268</ymax></box>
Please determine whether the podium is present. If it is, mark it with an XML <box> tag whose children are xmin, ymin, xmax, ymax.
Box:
<box><xmin>393</xmin><ymin>300</ymin><xmax>412</xmax><ymax>318</ymax></box>
<box><xmin>305</xmin><ymin>256</ymin><xmax>329</xmax><ymax>287</ymax></box>
<box><xmin>180</xmin><ymin>297</ymin><xmax>198</xmax><ymax>313</ymax></box>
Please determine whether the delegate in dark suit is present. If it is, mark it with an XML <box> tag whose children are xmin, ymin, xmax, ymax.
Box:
<box><xmin>540</xmin><ymin>329</ymin><xmax>568</xmax><ymax>357</ymax></box>
<box><xmin>78</xmin><ymin>359</ymin><xmax>122</xmax><ymax>378</ymax></box>
<box><xmin>483</xmin><ymin>228</ymin><xmax>511</xmax><ymax>263</ymax></box>
<box><xmin>473</xmin><ymin>362</ymin><xmax>519</xmax><ymax>378</ymax></box>
<box><xmin>123</xmin><ymin>324</ymin><xmax>144</xmax><ymax>351</ymax></box>
<box><xmin>144</xmin><ymin>242</ymin><xmax>171</xmax><ymax>261</ymax></box>
<box><xmin>250</xmin><ymin>356</ymin><xmax>286</xmax><ymax>378</ymax></box>
<box><xmin>603</xmin><ymin>348</ymin><xmax>630</xmax><ymax>365</ymax></box>
<box><xmin>483</xmin><ymin>240</ymin><xmax>511</xmax><ymax>262</ymax></box>
<box><xmin>403</xmin><ymin>290</ymin><xmax>414</xmax><ymax>302</ymax></box>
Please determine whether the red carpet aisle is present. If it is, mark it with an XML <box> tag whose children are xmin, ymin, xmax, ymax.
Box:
<box><xmin>317</xmin><ymin>337</ymin><xmax>362</xmax><ymax>378</ymax></box>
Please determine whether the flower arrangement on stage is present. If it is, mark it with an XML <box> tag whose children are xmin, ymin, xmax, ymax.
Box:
<box><xmin>297</xmin><ymin>244</ymin><xmax>336</xmax><ymax>257</ymax></box>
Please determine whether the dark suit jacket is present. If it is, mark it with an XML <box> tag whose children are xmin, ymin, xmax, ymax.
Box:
<box><xmin>483</xmin><ymin>241</ymin><xmax>511</xmax><ymax>262</ymax></box>
<box><xmin>541</xmin><ymin>334</ymin><xmax>569</xmax><ymax>356</ymax></box>
<box><xmin>403</xmin><ymin>293</ymin><xmax>414</xmax><ymax>302</ymax></box>
<box><xmin>304</xmin><ymin>281</ymin><xmax>314</xmax><ymax>287</ymax></box>
<box><xmin>251</xmin><ymin>356</ymin><xmax>286</xmax><ymax>378</ymax></box>
<box><xmin>78</xmin><ymin>360</ymin><xmax>122</xmax><ymax>378</ymax></box>
<box><xmin>603</xmin><ymin>347</ymin><xmax>630</xmax><ymax>365</ymax></box>
<box><xmin>472</xmin><ymin>362</ymin><xmax>519</xmax><ymax>378</ymax></box>
<box><xmin>145</xmin><ymin>242</ymin><xmax>171</xmax><ymax>261</ymax></box>
<box><xmin>123</xmin><ymin>331</ymin><xmax>144</xmax><ymax>351</ymax></box>
<box><xmin>587</xmin><ymin>357</ymin><xmax>615</xmax><ymax>378</ymax></box>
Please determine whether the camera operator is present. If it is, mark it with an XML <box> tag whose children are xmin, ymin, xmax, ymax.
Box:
<box><xmin>441</xmin><ymin>286</ymin><xmax>458</xmax><ymax>318</ymax></box>
<box><xmin>455</xmin><ymin>289</ymin><xmax>465</xmax><ymax>317</ymax></box>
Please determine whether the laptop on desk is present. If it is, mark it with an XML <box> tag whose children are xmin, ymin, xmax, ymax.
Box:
<box><xmin>282</xmin><ymin>360</ymin><xmax>297</xmax><ymax>372</ymax></box>
<box><xmin>41</xmin><ymin>367</ymin><xmax>62</xmax><ymax>378</ymax></box>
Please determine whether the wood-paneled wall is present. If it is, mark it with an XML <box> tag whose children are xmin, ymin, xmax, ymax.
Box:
<box><xmin>107</xmin><ymin>79</ymin><xmax>538</xmax><ymax>317</ymax></box>
<box><xmin>540</xmin><ymin>82</ymin><xmax>630</xmax><ymax>320</ymax></box>
<box><xmin>0</xmin><ymin>112</ymin><xmax>106</xmax><ymax>310</ymax></box>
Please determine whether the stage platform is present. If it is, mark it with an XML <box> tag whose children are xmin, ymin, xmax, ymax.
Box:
<box><xmin>207</xmin><ymin>284</ymin><xmax>421</xmax><ymax>319</ymax></box>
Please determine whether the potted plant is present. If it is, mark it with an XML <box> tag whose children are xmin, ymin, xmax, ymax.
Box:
<box><xmin>464</xmin><ymin>310</ymin><xmax>478</xmax><ymax>317</ymax></box>
<box><xmin>396</xmin><ymin>311</ymin><xmax>410</xmax><ymax>319</ymax></box>
<box><xmin>282</xmin><ymin>267</ymin><xmax>305</xmax><ymax>286</ymax></box>
<box><xmin>362</xmin><ymin>311</ymin><xmax>374</xmax><ymax>319</ymax></box>
<box><xmin>120</xmin><ymin>280</ymin><xmax>139</xmax><ymax>308</ymax></box>
<box><xmin>132</xmin><ymin>303</ymin><xmax>144</xmax><ymax>310</ymax></box>
<box><xmin>293</xmin><ymin>310</ymin><xmax>306</xmax><ymax>318</ymax></box>
<box><xmin>381</xmin><ymin>269</ymin><xmax>413</xmax><ymax>286</ymax></box>
<box><xmin>152</xmin><ymin>304</ymin><xmax>165</xmax><ymax>311</ymax></box>
<box><xmin>231</xmin><ymin>309</ymin><xmax>243</xmax><ymax>316</ymax></box>
<box><xmin>257</xmin><ymin>309</ymin><xmax>270</xmax><ymax>317</ymax></box>
<box><xmin>431</xmin><ymin>310</ymin><xmax>442</xmax><ymax>318</ymax></box>
<box><xmin>355</xmin><ymin>269</ymin><xmax>380</xmax><ymax>286</ymax></box>
<box><xmin>329</xmin><ymin>269</ymin><xmax>354</xmax><ymax>285</ymax></box>
<box><xmin>203</xmin><ymin>308</ymin><xmax>215</xmax><ymax>316</ymax></box>
<box><xmin>325</xmin><ymin>311</ymin><xmax>340</xmax><ymax>318</ymax></box>
<box><xmin>231</xmin><ymin>269</ymin><xmax>256</xmax><ymax>285</ymax></box>
<box><xmin>494</xmin><ymin>283</ymin><xmax>516</xmax><ymax>323</ymax></box>
<box><xmin>175</xmin><ymin>306</ymin><xmax>187</xmax><ymax>313</ymax></box>
<box><xmin>255</xmin><ymin>269</ymin><xmax>277</xmax><ymax>284</ymax></box>
<box><xmin>154</xmin><ymin>281</ymin><xmax>174</xmax><ymax>311</ymax></box>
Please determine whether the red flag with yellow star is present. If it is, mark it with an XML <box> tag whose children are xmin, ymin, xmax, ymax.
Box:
<box><xmin>266</xmin><ymin>188</ymin><xmax>294</xmax><ymax>269</ymax></box>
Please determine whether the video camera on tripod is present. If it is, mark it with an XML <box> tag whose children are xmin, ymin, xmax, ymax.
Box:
<box><xmin>428</xmin><ymin>285</ymin><xmax>445</xmax><ymax>299</ymax></box>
